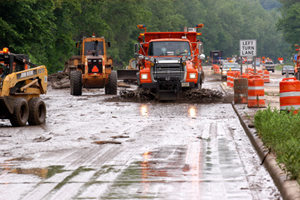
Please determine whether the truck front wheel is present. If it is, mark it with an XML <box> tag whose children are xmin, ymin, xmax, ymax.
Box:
<box><xmin>10</xmin><ymin>97</ymin><xmax>29</xmax><ymax>127</ymax></box>
<box><xmin>106</xmin><ymin>71</ymin><xmax>117</xmax><ymax>95</ymax></box>
<box><xmin>28</xmin><ymin>97</ymin><xmax>46</xmax><ymax>125</ymax></box>
<box><xmin>70</xmin><ymin>70</ymin><xmax>82</xmax><ymax>96</ymax></box>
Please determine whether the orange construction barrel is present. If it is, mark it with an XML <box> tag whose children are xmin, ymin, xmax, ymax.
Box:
<box><xmin>233</xmin><ymin>71</ymin><xmax>241</xmax><ymax>78</ymax></box>
<box><xmin>213</xmin><ymin>65</ymin><xmax>220</xmax><ymax>74</ymax></box>
<box><xmin>280</xmin><ymin>77</ymin><xmax>300</xmax><ymax>113</ymax></box>
<box><xmin>234</xmin><ymin>78</ymin><xmax>248</xmax><ymax>104</ymax></box>
<box><xmin>227</xmin><ymin>71</ymin><xmax>234</xmax><ymax>87</ymax></box>
<box><xmin>242</xmin><ymin>73</ymin><xmax>249</xmax><ymax>80</ymax></box>
<box><xmin>258</xmin><ymin>70</ymin><xmax>263</xmax><ymax>79</ymax></box>
<box><xmin>248</xmin><ymin>75</ymin><xmax>265</xmax><ymax>108</ymax></box>
<box><xmin>263</xmin><ymin>70</ymin><xmax>270</xmax><ymax>83</ymax></box>
<box><xmin>248</xmin><ymin>68</ymin><xmax>254</xmax><ymax>75</ymax></box>
<box><xmin>245</xmin><ymin>68</ymin><xmax>250</xmax><ymax>74</ymax></box>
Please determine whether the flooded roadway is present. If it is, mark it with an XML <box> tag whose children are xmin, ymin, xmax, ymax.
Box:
<box><xmin>0</xmin><ymin>67</ymin><xmax>281</xmax><ymax>199</ymax></box>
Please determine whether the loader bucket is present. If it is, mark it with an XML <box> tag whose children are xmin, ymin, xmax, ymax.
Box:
<box><xmin>117</xmin><ymin>69</ymin><xmax>139</xmax><ymax>80</ymax></box>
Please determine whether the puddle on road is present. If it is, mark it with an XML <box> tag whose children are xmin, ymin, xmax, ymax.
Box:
<box><xmin>189</xmin><ymin>107</ymin><xmax>196</xmax><ymax>118</ymax></box>
<box><xmin>99</xmin><ymin>146</ymin><xmax>190</xmax><ymax>199</ymax></box>
<box><xmin>140</xmin><ymin>105</ymin><xmax>148</xmax><ymax>116</ymax></box>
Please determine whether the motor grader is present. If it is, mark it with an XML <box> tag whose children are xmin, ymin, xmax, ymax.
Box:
<box><xmin>66</xmin><ymin>34</ymin><xmax>117</xmax><ymax>95</ymax></box>
<box><xmin>0</xmin><ymin>48</ymin><xmax>48</xmax><ymax>126</ymax></box>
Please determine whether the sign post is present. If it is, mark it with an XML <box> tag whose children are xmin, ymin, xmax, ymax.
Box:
<box><xmin>240</xmin><ymin>39</ymin><xmax>257</xmax><ymax>74</ymax></box>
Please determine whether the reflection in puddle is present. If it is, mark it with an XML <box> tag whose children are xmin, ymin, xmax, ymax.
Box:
<box><xmin>10</xmin><ymin>168</ymin><xmax>49</xmax><ymax>179</ymax></box>
<box><xmin>140</xmin><ymin>105</ymin><xmax>148</xmax><ymax>116</ymax></box>
<box><xmin>6</xmin><ymin>165</ymin><xmax>65</xmax><ymax>179</ymax></box>
<box><xmin>189</xmin><ymin>107</ymin><xmax>196</xmax><ymax>118</ymax></box>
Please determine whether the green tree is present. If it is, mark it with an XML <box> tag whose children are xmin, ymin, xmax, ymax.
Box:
<box><xmin>277</xmin><ymin>1</ymin><xmax>300</xmax><ymax>47</ymax></box>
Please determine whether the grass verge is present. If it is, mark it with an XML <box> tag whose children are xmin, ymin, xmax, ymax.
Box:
<box><xmin>254</xmin><ymin>106</ymin><xmax>300</xmax><ymax>183</ymax></box>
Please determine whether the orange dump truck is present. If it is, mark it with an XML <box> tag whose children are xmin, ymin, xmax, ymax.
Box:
<box><xmin>135</xmin><ymin>24</ymin><xmax>205</xmax><ymax>100</ymax></box>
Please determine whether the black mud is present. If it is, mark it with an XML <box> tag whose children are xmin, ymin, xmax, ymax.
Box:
<box><xmin>106</xmin><ymin>88</ymin><xmax>233</xmax><ymax>103</ymax></box>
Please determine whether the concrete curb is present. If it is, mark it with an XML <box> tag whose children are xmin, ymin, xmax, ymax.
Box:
<box><xmin>220</xmin><ymin>83</ymin><xmax>300</xmax><ymax>200</ymax></box>
<box><xmin>232</xmin><ymin>105</ymin><xmax>300</xmax><ymax>200</ymax></box>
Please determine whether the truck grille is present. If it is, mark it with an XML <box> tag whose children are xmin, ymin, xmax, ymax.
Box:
<box><xmin>153</xmin><ymin>63</ymin><xmax>184</xmax><ymax>81</ymax></box>
<box><xmin>88</xmin><ymin>59</ymin><xmax>103</xmax><ymax>74</ymax></box>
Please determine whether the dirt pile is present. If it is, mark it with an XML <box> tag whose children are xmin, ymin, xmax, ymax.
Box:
<box><xmin>48</xmin><ymin>72</ymin><xmax>69</xmax><ymax>89</ymax></box>
<box><xmin>107</xmin><ymin>88</ymin><xmax>228</xmax><ymax>103</ymax></box>
<box><xmin>179</xmin><ymin>89</ymin><xmax>224</xmax><ymax>103</ymax></box>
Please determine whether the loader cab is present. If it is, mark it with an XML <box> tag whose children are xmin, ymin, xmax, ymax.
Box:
<box><xmin>84</xmin><ymin>41</ymin><xmax>104</xmax><ymax>56</ymax></box>
<box><xmin>0</xmin><ymin>48</ymin><xmax>27</xmax><ymax>76</ymax></box>
<box><xmin>79</xmin><ymin>34</ymin><xmax>110</xmax><ymax>59</ymax></box>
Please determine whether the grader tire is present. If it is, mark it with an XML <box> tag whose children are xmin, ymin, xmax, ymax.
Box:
<box><xmin>70</xmin><ymin>70</ymin><xmax>82</xmax><ymax>96</ymax></box>
<box><xmin>107</xmin><ymin>71</ymin><xmax>117</xmax><ymax>95</ymax></box>
<box><xmin>10</xmin><ymin>97</ymin><xmax>29</xmax><ymax>127</ymax></box>
<box><xmin>28</xmin><ymin>97</ymin><xmax>46</xmax><ymax>125</ymax></box>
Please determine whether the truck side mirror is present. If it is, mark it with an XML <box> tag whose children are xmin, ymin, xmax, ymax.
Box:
<box><xmin>106</xmin><ymin>42</ymin><xmax>111</xmax><ymax>47</ymax></box>
<box><xmin>198</xmin><ymin>42</ymin><xmax>204</xmax><ymax>54</ymax></box>
<box><xmin>134</xmin><ymin>43</ymin><xmax>140</xmax><ymax>54</ymax></box>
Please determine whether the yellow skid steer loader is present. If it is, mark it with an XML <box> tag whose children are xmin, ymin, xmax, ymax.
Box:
<box><xmin>0</xmin><ymin>48</ymin><xmax>48</xmax><ymax>126</ymax></box>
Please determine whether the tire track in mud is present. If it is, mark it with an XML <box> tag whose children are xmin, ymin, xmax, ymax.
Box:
<box><xmin>63</xmin><ymin>145</ymin><xmax>122</xmax><ymax>170</ymax></box>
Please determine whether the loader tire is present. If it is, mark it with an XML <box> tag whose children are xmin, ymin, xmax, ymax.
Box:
<box><xmin>28</xmin><ymin>97</ymin><xmax>46</xmax><ymax>125</ymax></box>
<box><xmin>10</xmin><ymin>97</ymin><xmax>29</xmax><ymax>127</ymax></box>
<box><xmin>70</xmin><ymin>70</ymin><xmax>82</xmax><ymax>96</ymax></box>
<box><xmin>106</xmin><ymin>70</ymin><xmax>117</xmax><ymax>95</ymax></box>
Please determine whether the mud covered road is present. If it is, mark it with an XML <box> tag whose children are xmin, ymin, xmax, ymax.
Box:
<box><xmin>0</xmin><ymin>66</ymin><xmax>282</xmax><ymax>199</ymax></box>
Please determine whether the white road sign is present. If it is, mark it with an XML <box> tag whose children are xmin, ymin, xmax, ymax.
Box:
<box><xmin>240</xmin><ymin>39</ymin><xmax>256</xmax><ymax>57</ymax></box>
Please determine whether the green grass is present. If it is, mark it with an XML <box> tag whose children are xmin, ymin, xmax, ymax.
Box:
<box><xmin>254</xmin><ymin>106</ymin><xmax>300</xmax><ymax>182</ymax></box>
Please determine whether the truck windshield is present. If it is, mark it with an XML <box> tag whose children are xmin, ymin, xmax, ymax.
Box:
<box><xmin>148</xmin><ymin>41</ymin><xmax>190</xmax><ymax>56</ymax></box>
<box><xmin>84</xmin><ymin>42</ymin><xmax>104</xmax><ymax>55</ymax></box>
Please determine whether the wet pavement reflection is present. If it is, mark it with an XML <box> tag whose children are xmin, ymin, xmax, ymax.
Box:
<box><xmin>0</xmin><ymin>85</ymin><xmax>281</xmax><ymax>199</ymax></box>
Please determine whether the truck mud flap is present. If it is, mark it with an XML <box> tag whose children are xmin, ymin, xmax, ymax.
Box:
<box><xmin>157</xmin><ymin>79</ymin><xmax>181</xmax><ymax>101</ymax></box>
<box><xmin>117</xmin><ymin>69</ymin><xmax>139</xmax><ymax>80</ymax></box>
<box><xmin>0</xmin><ymin>96</ymin><xmax>15</xmax><ymax>115</ymax></box>
<box><xmin>157</xmin><ymin>91</ymin><xmax>178</xmax><ymax>100</ymax></box>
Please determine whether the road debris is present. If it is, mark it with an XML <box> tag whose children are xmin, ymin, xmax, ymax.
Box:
<box><xmin>106</xmin><ymin>88</ymin><xmax>225</xmax><ymax>103</ymax></box>
<box><xmin>93</xmin><ymin>141</ymin><xmax>122</xmax><ymax>145</ymax></box>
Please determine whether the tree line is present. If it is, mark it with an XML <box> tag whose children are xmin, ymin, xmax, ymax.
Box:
<box><xmin>0</xmin><ymin>0</ymin><xmax>296</xmax><ymax>74</ymax></box>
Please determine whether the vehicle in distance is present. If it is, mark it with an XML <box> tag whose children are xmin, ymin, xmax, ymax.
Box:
<box><xmin>282</xmin><ymin>65</ymin><xmax>295</xmax><ymax>75</ymax></box>
<box><xmin>221</xmin><ymin>63</ymin><xmax>240</xmax><ymax>80</ymax></box>
<box><xmin>264</xmin><ymin>61</ymin><xmax>275</xmax><ymax>73</ymax></box>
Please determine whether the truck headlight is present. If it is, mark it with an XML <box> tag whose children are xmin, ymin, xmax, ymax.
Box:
<box><xmin>189</xmin><ymin>73</ymin><xmax>196</xmax><ymax>79</ymax></box>
<box><xmin>141</xmin><ymin>74</ymin><xmax>148</xmax><ymax>79</ymax></box>
<box><xmin>222</xmin><ymin>71</ymin><xmax>227</xmax><ymax>74</ymax></box>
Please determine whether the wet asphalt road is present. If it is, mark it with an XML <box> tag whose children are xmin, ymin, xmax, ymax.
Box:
<box><xmin>0</xmin><ymin>66</ymin><xmax>282</xmax><ymax>199</ymax></box>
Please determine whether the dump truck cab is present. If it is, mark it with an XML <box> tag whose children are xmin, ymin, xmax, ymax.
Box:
<box><xmin>0</xmin><ymin>47</ymin><xmax>48</xmax><ymax>126</ymax></box>
<box><xmin>135</xmin><ymin>24</ymin><xmax>205</xmax><ymax>100</ymax></box>
<box><xmin>67</xmin><ymin>34</ymin><xmax>117</xmax><ymax>95</ymax></box>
